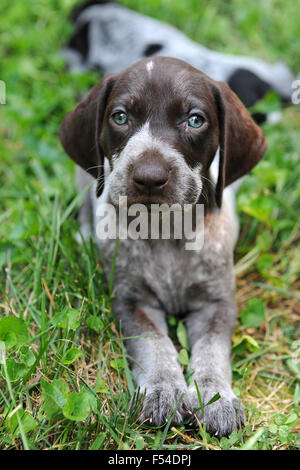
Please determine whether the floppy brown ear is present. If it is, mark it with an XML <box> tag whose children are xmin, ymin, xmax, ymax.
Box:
<box><xmin>58</xmin><ymin>73</ymin><xmax>116</xmax><ymax>196</ymax></box>
<box><xmin>214</xmin><ymin>82</ymin><xmax>267</xmax><ymax>207</ymax></box>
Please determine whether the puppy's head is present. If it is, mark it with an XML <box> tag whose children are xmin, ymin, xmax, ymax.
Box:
<box><xmin>59</xmin><ymin>57</ymin><xmax>266</xmax><ymax>207</ymax></box>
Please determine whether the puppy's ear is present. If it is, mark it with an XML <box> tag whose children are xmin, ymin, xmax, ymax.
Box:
<box><xmin>59</xmin><ymin>73</ymin><xmax>116</xmax><ymax>196</ymax></box>
<box><xmin>214</xmin><ymin>82</ymin><xmax>267</xmax><ymax>207</ymax></box>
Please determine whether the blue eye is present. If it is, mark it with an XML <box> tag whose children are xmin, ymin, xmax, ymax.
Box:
<box><xmin>188</xmin><ymin>114</ymin><xmax>204</xmax><ymax>128</ymax></box>
<box><xmin>112</xmin><ymin>112</ymin><xmax>128</xmax><ymax>125</ymax></box>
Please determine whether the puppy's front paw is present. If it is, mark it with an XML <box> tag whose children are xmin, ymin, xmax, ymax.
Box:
<box><xmin>189</xmin><ymin>384</ymin><xmax>245</xmax><ymax>437</ymax></box>
<box><xmin>133</xmin><ymin>384</ymin><xmax>193</xmax><ymax>427</ymax></box>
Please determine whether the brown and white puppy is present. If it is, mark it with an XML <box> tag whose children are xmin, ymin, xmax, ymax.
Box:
<box><xmin>59</xmin><ymin>57</ymin><xmax>266</xmax><ymax>437</ymax></box>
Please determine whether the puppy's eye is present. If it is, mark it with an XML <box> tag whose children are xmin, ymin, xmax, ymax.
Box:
<box><xmin>188</xmin><ymin>114</ymin><xmax>204</xmax><ymax>128</ymax></box>
<box><xmin>112</xmin><ymin>111</ymin><xmax>128</xmax><ymax>125</ymax></box>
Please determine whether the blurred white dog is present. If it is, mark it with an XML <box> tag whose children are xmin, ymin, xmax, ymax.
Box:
<box><xmin>62</xmin><ymin>1</ymin><xmax>297</xmax><ymax>124</ymax></box>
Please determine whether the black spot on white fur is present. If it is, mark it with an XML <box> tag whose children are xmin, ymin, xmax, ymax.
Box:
<box><xmin>143</xmin><ymin>43</ymin><xmax>163</xmax><ymax>57</ymax></box>
<box><xmin>251</xmin><ymin>112</ymin><xmax>267</xmax><ymax>125</ymax></box>
<box><xmin>67</xmin><ymin>22</ymin><xmax>89</xmax><ymax>60</ymax></box>
<box><xmin>228</xmin><ymin>68</ymin><xmax>271</xmax><ymax>107</ymax></box>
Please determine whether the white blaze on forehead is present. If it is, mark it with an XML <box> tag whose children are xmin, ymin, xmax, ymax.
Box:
<box><xmin>146</xmin><ymin>60</ymin><xmax>154</xmax><ymax>74</ymax></box>
<box><xmin>119</xmin><ymin>121</ymin><xmax>175</xmax><ymax>160</ymax></box>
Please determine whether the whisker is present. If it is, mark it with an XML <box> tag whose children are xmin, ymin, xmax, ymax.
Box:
<box><xmin>86</xmin><ymin>163</ymin><xmax>106</xmax><ymax>173</ymax></box>
<box><xmin>200</xmin><ymin>174</ymin><xmax>216</xmax><ymax>189</ymax></box>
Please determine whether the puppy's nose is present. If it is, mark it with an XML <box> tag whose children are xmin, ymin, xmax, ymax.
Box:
<box><xmin>132</xmin><ymin>162</ymin><xmax>169</xmax><ymax>193</ymax></box>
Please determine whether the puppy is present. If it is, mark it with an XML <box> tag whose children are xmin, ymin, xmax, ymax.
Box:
<box><xmin>59</xmin><ymin>57</ymin><xmax>266</xmax><ymax>437</ymax></box>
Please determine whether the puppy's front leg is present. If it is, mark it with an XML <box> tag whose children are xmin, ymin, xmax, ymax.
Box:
<box><xmin>114</xmin><ymin>303</ymin><xmax>192</xmax><ymax>426</ymax></box>
<box><xmin>186</xmin><ymin>300</ymin><xmax>245</xmax><ymax>437</ymax></box>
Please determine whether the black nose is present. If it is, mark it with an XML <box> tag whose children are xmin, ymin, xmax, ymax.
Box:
<box><xmin>132</xmin><ymin>161</ymin><xmax>169</xmax><ymax>193</ymax></box>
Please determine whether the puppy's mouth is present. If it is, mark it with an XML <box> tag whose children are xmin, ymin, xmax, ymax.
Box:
<box><xmin>126</xmin><ymin>194</ymin><xmax>173</xmax><ymax>207</ymax></box>
<box><xmin>108</xmin><ymin>187</ymin><xmax>201</xmax><ymax>209</ymax></box>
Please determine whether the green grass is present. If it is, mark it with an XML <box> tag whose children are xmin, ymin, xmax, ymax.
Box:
<box><xmin>0</xmin><ymin>0</ymin><xmax>299</xmax><ymax>450</ymax></box>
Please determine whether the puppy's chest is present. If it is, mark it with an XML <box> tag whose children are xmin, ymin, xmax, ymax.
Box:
<box><xmin>100</xmin><ymin>236</ymin><xmax>232</xmax><ymax>316</ymax></box>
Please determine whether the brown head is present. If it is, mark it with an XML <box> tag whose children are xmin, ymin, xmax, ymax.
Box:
<box><xmin>59</xmin><ymin>56</ymin><xmax>266</xmax><ymax>208</ymax></box>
